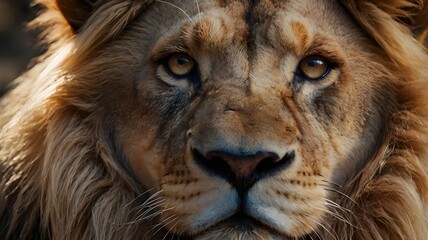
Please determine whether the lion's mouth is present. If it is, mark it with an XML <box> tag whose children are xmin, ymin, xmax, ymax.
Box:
<box><xmin>218</xmin><ymin>211</ymin><xmax>269</xmax><ymax>231</ymax></box>
<box><xmin>167</xmin><ymin>211</ymin><xmax>285</xmax><ymax>239</ymax></box>
<box><xmin>168</xmin><ymin>212</ymin><xmax>312</xmax><ymax>240</ymax></box>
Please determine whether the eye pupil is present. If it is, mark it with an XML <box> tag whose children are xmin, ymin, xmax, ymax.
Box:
<box><xmin>307</xmin><ymin>60</ymin><xmax>323</xmax><ymax>67</ymax></box>
<box><xmin>176</xmin><ymin>57</ymin><xmax>190</xmax><ymax>65</ymax></box>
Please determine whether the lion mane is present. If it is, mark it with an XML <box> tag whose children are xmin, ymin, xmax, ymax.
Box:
<box><xmin>1</xmin><ymin>0</ymin><xmax>428</xmax><ymax>239</ymax></box>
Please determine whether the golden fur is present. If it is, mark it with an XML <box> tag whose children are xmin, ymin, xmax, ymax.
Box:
<box><xmin>1</xmin><ymin>0</ymin><xmax>428</xmax><ymax>239</ymax></box>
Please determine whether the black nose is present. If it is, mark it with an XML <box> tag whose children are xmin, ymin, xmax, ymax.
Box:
<box><xmin>192</xmin><ymin>148</ymin><xmax>295</xmax><ymax>191</ymax></box>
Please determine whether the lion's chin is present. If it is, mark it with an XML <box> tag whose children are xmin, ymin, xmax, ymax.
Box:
<box><xmin>179</xmin><ymin>213</ymin><xmax>289</xmax><ymax>240</ymax></box>
<box><xmin>193</xmin><ymin>226</ymin><xmax>283</xmax><ymax>240</ymax></box>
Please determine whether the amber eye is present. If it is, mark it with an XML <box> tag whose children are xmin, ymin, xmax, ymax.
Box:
<box><xmin>167</xmin><ymin>54</ymin><xmax>196</xmax><ymax>76</ymax></box>
<box><xmin>299</xmin><ymin>56</ymin><xmax>330</xmax><ymax>80</ymax></box>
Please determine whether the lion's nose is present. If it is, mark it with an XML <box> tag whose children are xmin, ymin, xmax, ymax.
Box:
<box><xmin>206</xmin><ymin>151</ymin><xmax>281</xmax><ymax>179</ymax></box>
<box><xmin>192</xmin><ymin>148</ymin><xmax>295</xmax><ymax>190</ymax></box>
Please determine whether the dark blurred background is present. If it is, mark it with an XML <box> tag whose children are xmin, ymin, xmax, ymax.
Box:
<box><xmin>0</xmin><ymin>0</ymin><xmax>43</xmax><ymax>96</ymax></box>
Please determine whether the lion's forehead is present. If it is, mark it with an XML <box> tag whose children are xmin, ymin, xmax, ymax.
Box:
<box><xmin>191</xmin><ymin>0</ymin><xmax>349</xmax><ymax>49</ymax></box>
<box><xmin>150</xmin><ymin>0</ymin><xmax>355</xmax><ymax>88</ymax></box>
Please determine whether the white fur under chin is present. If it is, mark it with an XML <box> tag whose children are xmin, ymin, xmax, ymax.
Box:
<box><xmin>193</xmin><ymin>227</ymin><xmax>284</xmax><ymax>240</ymax></box>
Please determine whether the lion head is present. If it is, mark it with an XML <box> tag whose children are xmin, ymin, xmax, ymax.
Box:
<box><xmin>1</xmin><ymin>0</ymin><xmax>428</xmax><ymax>239</ymax></box>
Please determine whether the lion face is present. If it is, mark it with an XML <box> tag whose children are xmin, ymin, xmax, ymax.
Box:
<box><xmin>66</xmin><ymin>0</ymin><xmax>389</xmax><ymax>238</ymax></box>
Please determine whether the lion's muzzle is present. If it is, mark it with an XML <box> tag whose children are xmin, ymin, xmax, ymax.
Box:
<box><xmin>192</xmin><ymin>147</ymin><xmax>295</xmax><ymax>192</ymax></box>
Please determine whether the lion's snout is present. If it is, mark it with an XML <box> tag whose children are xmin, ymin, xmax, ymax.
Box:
<box><xmin>191</xmin><ymin>143</ymin><xmax>295</xmax><ymax>191</ymax></box>
<box><xmin>187</xmin><ymin>90</ymin><xmax>298</xmax><ymax>195</ymax></box>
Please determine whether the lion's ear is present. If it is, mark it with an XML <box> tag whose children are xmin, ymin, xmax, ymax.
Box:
<box><xmin>56</xmin><ymin>0</ymin><xmax>97</xmax><ymax>30</ymax></box>
<box><xmin>55</xmin><ymin>0</ymin><xmax>154</xmax><ymax>31</ymax></box>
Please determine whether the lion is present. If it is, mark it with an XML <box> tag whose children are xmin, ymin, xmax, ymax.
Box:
<box><xmin>1</xmin><ymin>0</ymin><xmax>428</xmax><ymax>239</ymax></box>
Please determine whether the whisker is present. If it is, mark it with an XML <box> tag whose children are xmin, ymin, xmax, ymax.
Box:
<box><xmin>133</xmin><ymin>199</ymin><xmax>167</xmax><ymax>221</ymax></box>
<box><xmin>127</xmin><ymin>181</ymin><xmax>174</xmax><ymax>222</ymax></box>
<box><xmin>142</xmin><ymin>207</ymin><xmax>174</xmax><ymax>222</ymax></box>
<box><xmin>125</xmin><ymin>179</ymin><xmax>171</xmax><ymax>212</ymax></box>
<box><xmin>110</xmin><ymin>189</ymin><xmax>167</xmax><ymax>226</ymax></box>
<box><xmin>324</xmin><ymin>199</ymin><xmax>352</xmax><ymax>213</ymax></box>
<box><xmin>156</xmin><ymin>0</ymin><xmax>194</xmax><ymax>24</ymax></box>
<box><xmin>321</xmin><ymin>179</ymin><xmax>342</xmax><ymax>188</ymax></box>
<box><xmin>162</xmin><ymin>217</ymin><xmax>181</xmax><ymax>240</ymax></box>
<box><xmin>121</xmin><ymin>204</ymin><xmax>165</xmax><ymax>225</ymax></box>
<box><xmin>150</xmin><ymin>214</ymin><xmax>178</xmax><ymax>232</ymax></box>
<box><xmin>314</xmin><ymin>205</ymin><xmax>354</xmax><ymax>228</ymax></box>
<box><xmin>307</xmin><ymin>215</ymin><xmax>338</xmax><ymax>240</ymax></box>
<box><xmin>133</xmin><ymin>196</ymin><xmax>167</xmax><ymax>216</ymax></box>
<box><xmin>175</xmin><ymin>227</ymin><xmax>188</xmax><ymax>240</ymax></box>
<box><xmin>321</xmin><ymin>185</ymin><xmax>358</xmax><ymax>206</ymax></box>
<box><xmin>194</xmin><ymin>0</ymin><xmax>201</xmax><ymax>17</ymax></box>
<box><xmin>299</xmin><ymin>220</ymin><xmax>321</xmax><ymax>240</ymax></box>
<box><xmin>123</xmin><ymin>186</ymin><xmax>159</xmax><ymax>209</ymax></box>
<box><xmin>151</xmin><ymin>215</ymin><xmax>179</xmax><ymax>237</ymax></box>
<box><xmin>325</xmin><ymin>200</ymin><xmax>364</xmax><ymax>231</ymax></box>
<box><xmin>129</xmin><ymin>196</ymin><xmax>174</xmax><ymax>225</ymax></box>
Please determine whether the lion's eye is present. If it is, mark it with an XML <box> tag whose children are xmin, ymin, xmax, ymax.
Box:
<box><xmin>299</xmin><ymin>56</ymin><xmax>330</xmax><ymax>80</ymax></box>
<box><xmin>167</xmin><ymin>54</ymin><xmax>195</xmax><ymax>76</ymax></box>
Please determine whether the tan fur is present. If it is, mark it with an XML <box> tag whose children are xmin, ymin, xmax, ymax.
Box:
<box><xmin>1</xmin><ymin>0</ymin><xmax>428</xmax><ymax>239</ymax></box>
